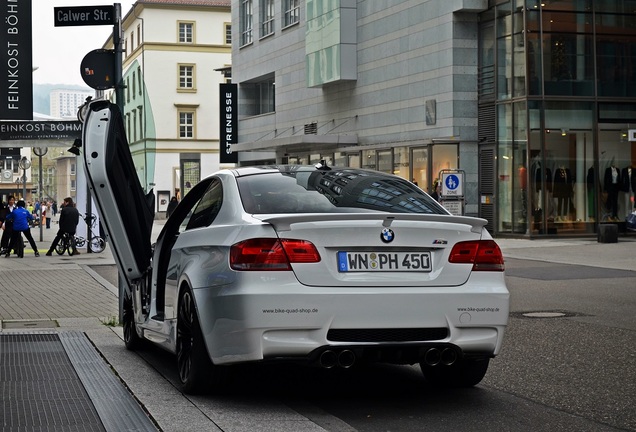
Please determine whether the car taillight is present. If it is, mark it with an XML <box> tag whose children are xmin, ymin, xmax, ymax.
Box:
<box><xmin>448</xmin><ymin>240</ymin><xmax>505</xmax><ymax>271</ymax></box>
<box><xmin>230</xmin><ymin>238</ymin><xmax>321</xmax><ymax>271</ymax></box>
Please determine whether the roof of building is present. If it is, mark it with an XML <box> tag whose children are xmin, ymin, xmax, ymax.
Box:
<box><xmin>136</xmin><ymin>0</ymin><xmax>231</xmax><ymax>6</ymax></box>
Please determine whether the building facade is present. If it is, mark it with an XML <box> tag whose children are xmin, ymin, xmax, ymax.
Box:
<box><xmin>105</xmin><ymin>0</ymin><xmax>231</xmax><ymax>213</ymax></box>
<box><xmin>481</xmin><ymin>0</ymin><xmax>636</xmax><ymax>237</ymax></box>
<box><xmin>231</xmin><ymin>0</ymin><xmax>636</xmax><ymax>237</ymax></box>
<box><xmin>50</xmin><ymin>89</ymin><xmax>94</xmax><ymax>119</ymax></box>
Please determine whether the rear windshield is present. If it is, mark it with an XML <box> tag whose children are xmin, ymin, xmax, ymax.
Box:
<box><xmin>237</xmin><ymin>167</ymin><xmax>447</xmax><ymax>215</ymax></box>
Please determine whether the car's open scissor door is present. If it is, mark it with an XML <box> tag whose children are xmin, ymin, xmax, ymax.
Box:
<box><xmin>82</xmin><ymin>100</ymin><xmax>154</xmax><ymax>283</ymax></box>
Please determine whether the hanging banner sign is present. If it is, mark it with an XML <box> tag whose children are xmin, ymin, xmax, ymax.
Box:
<box><xmin>0</xmin><ymin>121</ymin><xmax>82</xmax><ymax>141</ymax></box>
<box><xmin>1</xmin><ymin>0</ymin><xmax>33</xmax><ymax>120</ymax></box>
<box><xmin>219</xmin><ymin>83</ymin><xmax>238</xmax><ymax>164</ymax></box>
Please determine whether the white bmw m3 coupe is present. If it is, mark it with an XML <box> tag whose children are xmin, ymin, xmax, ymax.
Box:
<box><xmin>82</xmin><ymin>100</ymin><xmax>509</xmax><ymax>394</ymax></box>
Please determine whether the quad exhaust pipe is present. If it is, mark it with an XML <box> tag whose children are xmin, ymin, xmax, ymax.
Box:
<box><xmin>319</xmin><ymin>349</ymin><xmax>356</xmax><ymax>369</ymax></box>
<box><xmin>423</xmin><ymin>347</ymin><xmax>458</xmax><ymax>366</ymax></box>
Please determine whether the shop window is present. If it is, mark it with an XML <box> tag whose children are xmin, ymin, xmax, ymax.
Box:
<box><xmin>347</xmin><ymin>154</ymin><xmax>360</xmax><ymax>168</ymax></box>
<box><xmin>393</xmin><ymin>147</ymin><xmax>409</xmax><ymax>181</ymax></box>
<box><xmin>377</xmin><ymin>150</ymin><xmax>392</xmax><ymax>174</ymax></box>
<box><xmin>181</xmin><ymin>159</ymin><xmax>200</xmax><ymax>197</ymax></box>
<box><xmin>362</xmin><ymin>149</ymin><xmax>376</xmax><ymax>170</ymax></box>
<box><xmin>432</xmin><ymin>145</ymin><xmax>458</xmax><ymax>181</ymax></box>
<box><xmin>412</xmin><ymin>148</ymin><xmax>428</xmax><ymax>192</ymax></box>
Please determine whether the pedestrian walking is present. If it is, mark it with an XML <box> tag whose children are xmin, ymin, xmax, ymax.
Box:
<box><xmin>166</xmin><ymin>196</ymin><xmax>179</xmax><ymax>218</ymax></box>
<box><xmin>5</xmin><ymin>200</ymin><xmax>40</xmax><ymax>258</ymax></box>
<box><xmin>430</xmin><ymin>179</ymin><xmax>442</xmax><ymax>202</ymax></box>
<box><xmin>46</xmin><ymin>197</ymin><xmax>81</xmax><ymax>256</ymax></box>
<box><xmin>45</xmin><ymin>200</ymin><xmax>52</xmax><ymax>229</ymax></box>
<box><xmin>0</xmin><ymin>195</ymin><xmax>16</xmax><ymax>255</ymax></box>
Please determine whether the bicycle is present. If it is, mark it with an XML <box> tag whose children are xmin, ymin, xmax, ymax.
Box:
<box><xmin>55</xmin><ymin>213</ymin><xmax>106</xmax><ymax>255</ymax></box>
<box><xmin>55</xmin><ymin>232</ymin><xmax>77</xmax><ymax>256</ymax></box>
<box><xmin>76</xmin><ymin>213</ymin><xmax>106</xmax><ymax>253</ymax></box>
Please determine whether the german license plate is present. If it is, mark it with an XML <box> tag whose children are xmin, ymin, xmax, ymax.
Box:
<box><xmin>337</xmin><ymin>251</ymin><xmax>431</xmax><ymax>272</ymax></box>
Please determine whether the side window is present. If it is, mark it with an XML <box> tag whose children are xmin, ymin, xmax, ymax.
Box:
<box><xmin>185</xmin><ymin>179</ymin><xmax>223</xmax><ymax>230</ymax></box>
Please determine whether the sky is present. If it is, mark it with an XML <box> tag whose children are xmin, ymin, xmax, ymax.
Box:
<box><xmin>32</xmin><ymin>0</ymin><xmax>135</xmax><ymax>87</ymax></box>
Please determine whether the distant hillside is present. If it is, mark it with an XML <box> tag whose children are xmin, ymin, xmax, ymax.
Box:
<box><xmin>33</xmin><ymin>83</ymin><xmax>94</xmax><ymax>116</ymax></box>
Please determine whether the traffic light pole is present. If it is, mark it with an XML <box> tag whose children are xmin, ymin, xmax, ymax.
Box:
<box><xmin>113</xmin><ymin>3</ymin><xmax>124</xmax><ymax>113</ymax></box>
<box><xmin>109</xmin><ymin>3</ymin><xmax>127</xmax><ymax>324</ymax></box>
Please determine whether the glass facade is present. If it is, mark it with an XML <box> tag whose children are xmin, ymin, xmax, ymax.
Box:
<box><xmin>483</xmin><ymin>0</ymin><xmax>636</xmax><ymax>237</ymax></box>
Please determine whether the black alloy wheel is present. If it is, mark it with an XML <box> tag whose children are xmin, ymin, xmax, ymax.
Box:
<box><xmin>176</xmin><ymin>287</ymin><xmax>214</xmax><ymax>394</ymax></box>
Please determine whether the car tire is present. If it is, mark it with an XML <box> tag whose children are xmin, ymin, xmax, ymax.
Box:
<box><xmin>177</xmin><ymin>287</ymin><xmax>215</xmax><ymax>394</ymax></box>
<box><xmin>420</xmin><ymin>357</ymin><xmax>490</xmax><ymax>388</ymax></box>
<box><xmin>122</xmin><ymin>289</ymin><xmax>143</xmax><ymax>350</ymax></box>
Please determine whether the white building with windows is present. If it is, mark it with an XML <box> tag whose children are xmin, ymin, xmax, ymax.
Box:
<box><xmin>50</xmin><ymin>89</ymin><xmax>94</xmax><ymax>119</ymax></box>
<box><xmin>105</xmin><ymin>0</ymin><xmax>231</xmax><ymax>213</ymax></box>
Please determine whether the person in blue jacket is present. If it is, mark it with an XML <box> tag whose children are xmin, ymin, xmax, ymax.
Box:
<box><xmin>5</xmin><ymin>200</ymin><xmax>40</xmax><ymax>258</ymax></box>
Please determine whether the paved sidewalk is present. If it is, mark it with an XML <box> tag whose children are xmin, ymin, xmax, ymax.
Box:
<box><xmin>1</xmin><ymin>218</ymin><xmax>635</xmax><ymax>431</ymax></box>
<box><xmin>496</xmin><ymin>235</ymin><xmax>636</xmax><ymax>271</ymax></box>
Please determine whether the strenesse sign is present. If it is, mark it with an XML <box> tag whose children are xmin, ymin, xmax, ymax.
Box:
<box><xmin>54</xmin><ymin>5</ymin><xmax>114</xmax><ymax>26</ymax></box>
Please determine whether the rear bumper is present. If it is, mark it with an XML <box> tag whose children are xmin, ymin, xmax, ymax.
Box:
<box><xmin>192</xmin><ymin>272</ymin><xmax>509</xmax><ymax>365</ymax></box>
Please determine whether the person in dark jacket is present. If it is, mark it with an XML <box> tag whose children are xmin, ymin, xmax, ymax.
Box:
<box><xmin>5</xmin><ymin>200</ymin><xmax>40</xmax><ymax>258</ymax></box>
<box><xmin>0</xmin><ymin>195</ymin><xmax>16</xmax><ymax>255</ymax></box>
<box><xmin>166</xmin><ymin>196</ymin><xmax>179</xmax><ymax>218</ymax></box>
<box><xmin>430</xmin><ymin>180</ymin><xmax>442</xmax><ymax>202</ymax></box>
<box><xmin>45</xmin><ymin>197</ymin><xmax>81</xmax><ymax>256</ymax></box>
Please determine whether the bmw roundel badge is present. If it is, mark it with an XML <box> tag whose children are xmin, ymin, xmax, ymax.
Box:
<box><xmin>380</xmin><ymin>228</ymin><xmax>395</xmax><ymax>243</ymax></box>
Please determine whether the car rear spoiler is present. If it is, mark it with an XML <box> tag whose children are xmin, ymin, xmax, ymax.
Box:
<box><xmin>255</xmin><ymin>213</ymin><xmax>488</xmax><ymax>234</ymax></box>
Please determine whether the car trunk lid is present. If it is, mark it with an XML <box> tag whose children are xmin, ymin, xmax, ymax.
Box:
<box><xmin>255</xmin><ymin>213</ymin><xmax>487</xmax><ymax>287</ymax></box>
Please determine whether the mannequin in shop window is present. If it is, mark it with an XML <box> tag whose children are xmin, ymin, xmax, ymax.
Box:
<box><xmin>587</xmin><ymin>166</ymin><xmax>596</xmax><ymax>220</ymax></box>
<box><xmin>621</xmin><ymin>164</ymin><xmax>636</xmax><ymax>213</ymax></box>
<box><xmin>603</xmin><ymin>163</ymin><xmax>621</xmax><ymax>221</ymax></box>
<box><xmin>553</xmin><ymin>165</ymin><xmax>574</xmax><ymax>221</ymax></box>
<box><xmin>518</xmin><ymin>164</ymin><xmax>527</xmax><ymax>219</ymax></box>
<box><xmin>531</xmin><ymin>158</ymin><xmax>552</xmax><ymax>221</ymax></box>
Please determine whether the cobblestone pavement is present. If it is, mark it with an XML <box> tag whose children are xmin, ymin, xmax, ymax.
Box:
<box><xmin>0</xmin><ymin>269</ymin><xmax>118</xmax><ymax>321</ymax></box>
